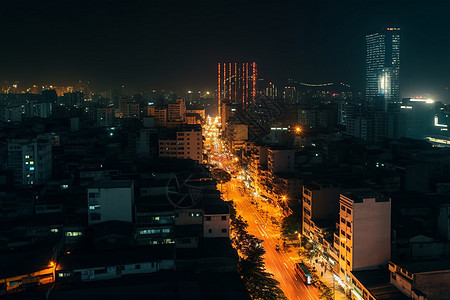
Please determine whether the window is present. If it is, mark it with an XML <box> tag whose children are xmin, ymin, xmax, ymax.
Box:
<box><xmin>221</xmin><ymin>216</ymin><xmax>227</xmax><ymax>221</ymax></box>
<box><xmin>162</xmin><ymin>228</ymin><xmax>171</xmax><ymax>233</ymax></box>
<box><xmin>303</xmin><ymin>207</ymin><xmax>311</xmax><ymax>216</ymax></box>
<box><xmin>341</xmin><ymin>230</ymin><xmax>345</xmax><ymax>235</ymax></box>
<box><xmin>347</xmin><ymin>234</ymin><xmax>351</xmax><ymax>241</ymax></box>
<box><xmin>139</xmin><ymin>229</ymin><xmax>160</xmax><ymax>235</ymax></box>
<box><xmin>347</xmin><ymin>221</ymin><xmax>351</xmax><ymax>228</ymax></box>
<box><xmin>208</xmin><ymin>229</ymin><xmax>212</xmax><ymax>233</ymax></box>
<box><xmin>391</xmin><ymin>273</ymin><xmax>396</xmax><ymax>280</ymax></box>
<box><xmin>347</xmin><ymin>260</ymin><xmax>350</xmax><ymax>266</ymax></box>
<box><xmin>221</xmin><ymin>228</ymin><xmax>227</xmax><ymax>233</ymax></box>
<box><xmin>341</xmin><ymin>217</ymin><xmax>345</xmax><ymax>223</ymax></box>
<box><xmin>347</xmin><ymin>208</ymin><xmax>351</xmax><ymax>214</ymax></box>
<box><xmin>341</xmin><ymin>205</ymin><xmax>345</xmax><ymax>211</ymax></box>
<box><xmin>51</xmin><ymin>228</ymin><xmax>59</xmax><ymax>233</ymax></box>
<box><xmin>66</xmin><ymin>231</ymin><xmax>82</xmax><ymax>237</ymax></box>
<box><xmin>205</xmin><ymin>216</ymin><xmax>211</xmax><ymax>221</ymax></box>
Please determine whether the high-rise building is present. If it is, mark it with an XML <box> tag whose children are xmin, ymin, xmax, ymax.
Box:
<box><xmin>217</xmin><ymin>62</ymin><xmax>258</xmax><ymax>114</ymax></box>
<box><xmin>366</xmin><ymin>27</ymin><xmax>400</xmax><ymax>110</ymax></box>
<box><xmin>7</xmin><ymin>138</ymin><xmax>52</xmax><ymax>186</ymax></box>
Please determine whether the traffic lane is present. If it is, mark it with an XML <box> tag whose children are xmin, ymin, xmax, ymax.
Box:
<box><xmin>230</xmin><ymin>184</ymin><xmax>318</xmax><ymax>300</ymax></box>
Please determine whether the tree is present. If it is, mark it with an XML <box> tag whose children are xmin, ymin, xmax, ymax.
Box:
<box><xmin>228</xmin><ymin>203</ymin><xmax>286</xmax><ymax>299</ymax></box>
<box><xmin>319</xmin><ymin>284</ymin><xmax>333</xmax><ymax>300</ymax></box>
<box><xmin>280</xmin><ymin>210</ymin><xmax>301</xmax><ymax>237</ymax></box>
<box><xmin>211</xmin><ymin>168</ymin><xmax>231</xmax><ymax>193</ymax></box>
<box><xmin>238</xmin><ymin>236</ymin><xmax>287</xmax><ymax>300</ymax></box>
<box><xmin>211</xmin><ymin>168</ymin><xmax>231</xmax><ymax>184</ymax></box>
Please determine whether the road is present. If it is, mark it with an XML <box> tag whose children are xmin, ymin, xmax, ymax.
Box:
<box><xmin>204</xmin><ymin>117</ymin><xmax>319</xmax><ymax>300</ymax></box>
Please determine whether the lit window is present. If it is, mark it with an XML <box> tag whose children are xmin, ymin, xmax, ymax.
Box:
<box><xmin>25</xmin><ymin>155</ymin><xmax>30</xmax><ymax>159</ymax></box>
<box><xmin>66</xmin><ymin>231</ymin><xmax>82</xmax><ymax>237</ymax></box>
<box><xmin>30</xmin><ymin>161</ymin><xmax>34</xmax><ymax>165</ymax></box>
<box><xmin>51</xmin><ymin>228</ymin><xmax>59</xmax><ymax>233</ymax></box>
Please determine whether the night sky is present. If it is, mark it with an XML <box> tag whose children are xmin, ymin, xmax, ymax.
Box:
<box><xmin>1</xmin><ymin>0</ymin><xmax>449</xmax><ymax>98</ymax></box>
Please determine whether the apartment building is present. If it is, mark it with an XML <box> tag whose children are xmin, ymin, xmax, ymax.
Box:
<box><xmin>339</xmin><ymin>189</ymin><xmax>391</xmax><ymax>277</ymax></box>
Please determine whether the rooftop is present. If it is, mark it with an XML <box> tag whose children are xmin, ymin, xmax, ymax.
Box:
<box><xmin>59</xmin><ymin>245</ymin><xmax>175</xmax><ymax>270</ymax></box>
<box><xmin>390</xmin><ymin>258</ymin><xmax>450</xmax><ymax>274</ymax></box>
<box><xmin>89</xmin><ymin>180</ymin><xmax>133</xmax><ymax>189</ymax></box>
<box><xmin>341</xmin><ymin>188</ymin><xmax>388</xmax><ymax>203</ymax></box>
<box><xmin>0</xmin><ymin>246</ymin><xmax>55</xmax><ymax>279</ymax></box>
<box><xmin>351</xmin><ymin>269</ymin><xmax>408</xmax><ymax>300</ymax></box>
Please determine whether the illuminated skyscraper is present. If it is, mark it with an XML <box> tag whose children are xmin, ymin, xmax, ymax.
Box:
<box><xmin>366</xmin><ymin>27</ymin><xmax>400</xmax><ymax>110</ymax></box>
<box><xmin>217</xmin><ymin>62</ymin><xmax>257</xmax><ymax>115</ymax></box>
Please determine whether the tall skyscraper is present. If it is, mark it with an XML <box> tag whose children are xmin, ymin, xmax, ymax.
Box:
<box><xmin>365</xmin><ymin>27</ymin><xmax>400</xmax><ymax>110</ymax></box>
<box><xmin>217</xmin><ymin>62</ymin><xmax>257</xmax><ymax>115</ymax></box>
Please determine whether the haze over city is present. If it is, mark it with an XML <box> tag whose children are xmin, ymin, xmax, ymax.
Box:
<box><xmin>1</xmin><ymin>0</ymin><xmax>450</xmax><ymax>98</ymax></box>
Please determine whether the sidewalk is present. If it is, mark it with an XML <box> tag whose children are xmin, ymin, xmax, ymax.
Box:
<box><xmin>284</xmin><ymin>244</ymin><xmax>348</xmax><ymax>300</ymax></box>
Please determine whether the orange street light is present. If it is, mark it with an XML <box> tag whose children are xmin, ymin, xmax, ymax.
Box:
<box><xmin>295</xmin><ymin>126</ymin><xmax>302</xmax><ymax>134</ymax></box>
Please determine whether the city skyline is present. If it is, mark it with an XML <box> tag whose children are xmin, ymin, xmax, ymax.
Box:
<box><xmin>0</xmin><ymin>0</ymin><xmax>449</xmax><ymax>99</ymax></box>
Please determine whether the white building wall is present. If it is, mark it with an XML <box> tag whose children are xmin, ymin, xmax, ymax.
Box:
<box><xmin>352</xmin><ymin>197</ymin><xmax>391</xmax><ymax>271</ymax></box>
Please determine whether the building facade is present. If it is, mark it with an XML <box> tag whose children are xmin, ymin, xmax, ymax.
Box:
<box><xmin>366</xmin><ymin>27</ymin><xmax>400</xmax><ymax>110</ymax></box>
<box><xmin>87</xmin><ymin>180</ymin><xmax>134</xmax><ymax>225</ymax></box>
<box><xmin>7</xmin><ymin>138</ymin><xmax>52</xmax><ymax>186</ymax></box>
<box><xmin>339</xmin><ymin>189</ymin><xmax>391</xmax><ymax>278</ymax></box>
<box><xmin>158</xmin><ymin>126</ymin><xmax>203</xmax><ymax>163</ymax></box>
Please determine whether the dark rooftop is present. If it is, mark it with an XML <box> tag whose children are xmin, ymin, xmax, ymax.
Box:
<box><xmin>351</xmin><ymin>269</ymin><xmax>408</xmax><ymax>300</ymax></box>
<box><xmin>59</xmin><ymin>245</ymin><xmax>175</xmax><ymax>270</ymax></box>
<box><xmin>390</xmin><ymin>258</ymin><xmax>450</xmax><ymax>274</ymax></box>
<box><xmin>89</xmin><ymin>180</ymin><xmax>133</xmax><ymax>189</ymax></box>
<box><xmin>342</xmin><ymin>188</ymin><xmax>388</xmax><ymax>203</ymax></box>
<box><xmin>0</xmin><ymin>246</ymin><xmax>55</xmax><ymax>278</ymax></box>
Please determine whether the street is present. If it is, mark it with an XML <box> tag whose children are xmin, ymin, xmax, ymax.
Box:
<box><xmin>204</xmin><ymin>117</ymin><xmax>320</xmax><ymax>300</ymax></box>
